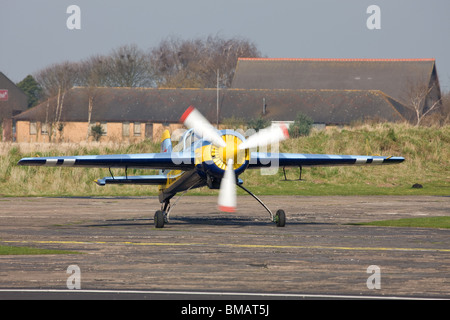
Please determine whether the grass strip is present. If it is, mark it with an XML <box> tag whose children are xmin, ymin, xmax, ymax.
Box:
<box><xmin>354</xmin><ymin>216</ymin><xmax>450</xmax><ymax>229</ymax></box>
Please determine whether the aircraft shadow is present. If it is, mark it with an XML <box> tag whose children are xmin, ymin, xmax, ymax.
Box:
<box><xmin>164</xmin><ymin>216</ymin><xmax>331</xmax><ymax>227</ymax></box>
<box><xmin>79</xmin><ymin>216</ymin><xmax>332</xmax><ymax>228</ymax></box>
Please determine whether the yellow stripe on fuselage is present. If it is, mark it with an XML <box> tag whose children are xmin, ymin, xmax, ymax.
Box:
<box><xmin>195</xmin><ymin>144</ymin><xmax>213</xmax><ymax>165</ymax></box>
<box><xmin>158</xmin><ymin>145</ymin><xmax>209</xmax><ymax>193</ymax></box>
<box><xmin>159</xmin><ymin>169</ymin><xmax>184</xmax><ymax>192</ymax></box>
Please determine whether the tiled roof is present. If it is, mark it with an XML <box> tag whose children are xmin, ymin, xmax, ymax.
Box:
<box><xmin>231</xmin><ymin>58</ymin><xmax>439</xmax><ymax>104</ymax></box>
<box><xmin>14</xmin><ymin>87</ymin><xmax>413</xmax><ymax>125</ymax></box>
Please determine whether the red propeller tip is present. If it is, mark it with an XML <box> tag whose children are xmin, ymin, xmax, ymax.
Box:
<box><xmin>219</xmin><ymin>205</ymin><xmax>236</xmax><ymax>213</ymax></box>
<box><xmin>280</xmin><ymin>123</ymin><xmax>289</xmax><ymax>138</ymax></box>
<box><xmin>180</xmin><ymin>105</ymin><xmax>195</xmax><ymax>123</ymax></box>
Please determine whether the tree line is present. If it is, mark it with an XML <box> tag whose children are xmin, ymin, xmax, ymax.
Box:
<box><xmin>17</xmin><ymin>35</ymin><xmax>261</xmax><ymax>108</ymax></box>
<box><xmin>15</xmin><ymin>34</ymin><xmax>449</xmax><ymax>127</ymax></box>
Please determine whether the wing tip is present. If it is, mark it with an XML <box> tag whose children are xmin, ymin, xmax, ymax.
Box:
<box><xmin>17</xmin><ymin>158</ymin><xmax>44</xmax><ymax>166</ymax></box>
<box><xmin>94</xmin><ymin>179</ymin><xmax>105</xmax><ymax>186</ymax></box>
<box><xmin>386</xmin><ymin>156</ymin><xmax>405</xmax><ymax>164</ymax></box>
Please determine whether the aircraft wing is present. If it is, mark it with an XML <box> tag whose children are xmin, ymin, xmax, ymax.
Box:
<box><xmin>17</xmin><ymin>152</ymin><xmax>196</xmax><ymax>170</ymax></box>
<box><xmin>249</xmin><ymin>152</ymin><xmax>405</xmax><ymax>168</ymax></box>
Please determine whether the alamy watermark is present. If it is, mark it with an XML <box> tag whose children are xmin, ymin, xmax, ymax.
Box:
<box><xmin>366</xmin><ymin>5</ymin><xmax>381</xmax><ymax>30</ymax></box>
<box><xmin>366</xmin><ymin>265</ymin><xmax>381</xmax><ymax>289</ymax></box>
<box><xmin>65</xmin><ymin>4</ymin><xmax>382</xmax><ymax>31</ymax></box>
<box><xmin>66</xmin><ymin>5</ymin><xmax>81</xmax><ymax>30</ymax></box>
<box><xmin>66</xmin><ymin>265</ymin><xmax>81</xmax><ymax>289</ymax></box>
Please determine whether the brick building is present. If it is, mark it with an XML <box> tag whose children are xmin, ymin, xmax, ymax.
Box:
<box><xmin>14</xmin><ymin>86</ymin><xmax>412</xmax><ymax>143</ymax></box>
<box><xmin>0</xmin><ymin>72</ymin><xmax>28</xmax><ymax>141</ymax></box>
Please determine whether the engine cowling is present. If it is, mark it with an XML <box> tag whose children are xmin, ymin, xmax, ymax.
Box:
<box><xmin>195</xmin><ymin>130</ymin><xmax>249</xmax><ymax>179</ymax></box>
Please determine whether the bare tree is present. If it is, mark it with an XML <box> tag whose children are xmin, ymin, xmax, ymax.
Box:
<box><xmin>440</xmin><ymin>91</ymin><xmax>450</xmax><ymax>125</ymax></box>
<box><xmin>34</xmin><ymin>61</ymin><xmax>79</xmax><ymax>141</ymax></box>
<box><xmin>108</xmin><ymin>44</ymin><xmax>152</xmax><ymax>87</ymax></box>
<box><xmin>149</xmin><ymin>37</ymin><xmax>205</xmax><ymax>88</ymax></box>
<box><xmin>149</xmin><ymin>35</ymin><xmax>261</xmax><ymax>88</ymax></box>
<box><xmin>77</xmin><ymin>55</ymin><xmax>112</xmax><ymax>87</ymax></box>
<box><xmin>33</xmin><ymin>37</ymin><xmax>259</xmax><ymax>92</ymax></box>
<box><xmin>78</xmin><ymin>56</ymin><xmax>108</xmax><ymax>141</ymax></box>
<box><xmin>77</xmin><ymin>45</ymin><xmax>153</xmax><ymax>88</ymax></box>
<box><xmin>404</xmin><ymin>80</ymin><xmax>442</xmax><ymax>126</ymax></box>
<box><xmin>203</xmin><ymin>35</ymin><xmax>262</xmax><ymax>87</ymax></box>
<box><xmin>34</xmin><ymin>61</ymin><xmax>79</xmax><ymax>99</ymax></box>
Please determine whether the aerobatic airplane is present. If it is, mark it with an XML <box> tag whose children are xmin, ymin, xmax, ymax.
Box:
<box><xmin>18</xmin><ymin>106</ymin><xmax>404</xmax><ymax>228</ymax></box>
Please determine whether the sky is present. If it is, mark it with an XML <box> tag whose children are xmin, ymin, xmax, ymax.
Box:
<box><xmin>1</xmin><ymin>0</ymin><xmax>449</xmax><ymax>91</ymax></box>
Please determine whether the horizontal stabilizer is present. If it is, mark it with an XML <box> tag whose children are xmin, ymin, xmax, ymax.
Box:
<box><xmin>95</xmin><ymin>175</ymin><xmax>168</xmax><ymax>186</ymax></box>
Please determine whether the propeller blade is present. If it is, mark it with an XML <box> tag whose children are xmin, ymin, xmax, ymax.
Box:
<box><xmin>180</xmin><ymin>106</ymin><xmax>226</xmax><ymax>148</ymax></box>
<box><xmin>238</xmin><ymin>123</ymin><xmax>289</xmax><ymax>150</ymax></box>
<box><xmin>218</xmin><ymin>159</ymin><xmax>236</xmax><ymax>212</ymax></box>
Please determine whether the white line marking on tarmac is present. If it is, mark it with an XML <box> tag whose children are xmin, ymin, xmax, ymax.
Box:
<box><xmin>0</xmin><ymin>289</ymin><xmax>444</xmax><ymax>300</ymax></box>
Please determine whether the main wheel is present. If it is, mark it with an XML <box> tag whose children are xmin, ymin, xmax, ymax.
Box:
<box><xmin>154</xmin><ymin>210</ymin><xmax>165</xmax><ymax>228</ymax></box>
<box><xmin>275</xmin><ymin>209</ymin><xmax>286</xmax><ymax>227</ymax></box>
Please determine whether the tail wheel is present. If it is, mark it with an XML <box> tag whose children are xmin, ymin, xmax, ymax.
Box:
<box><xmin>154</xmin><ymin>210</ymin><xmax>165</xmax><ymax>228</ymax></box>
<box><xmin>275</xmin><ymin>209</ymin><xmax>286</xmax><ymax>227</ymax></box>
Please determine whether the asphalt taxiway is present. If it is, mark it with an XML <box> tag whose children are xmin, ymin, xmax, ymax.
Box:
<box><xmin>0</xmin><ymin>196</ymin><xmax>449</xmax><ymax>299</ymax></box>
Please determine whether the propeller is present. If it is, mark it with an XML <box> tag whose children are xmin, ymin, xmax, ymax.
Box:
<box><xmin>180</xmin><ymin>106</ymin><xmax>226</xmax><ymax>148</ymax></box>
<box><xmin>180</xmin><ymin>106</ymin><xmax>233</xmax><ymax>212</ymax></box>
<box><xmin>180</xmin><ymin>106</ymin><xmax>289</xmax><ymax>213</ymax></box>
<box><xmin>238</xmin><ymin>123</ymin><xmax>289</xmax><ymax>150</ymax></box>
<box><xmin>217</xmin><ymin>159</ymin><xmax>236</xmax><ymax>212</ymax></box>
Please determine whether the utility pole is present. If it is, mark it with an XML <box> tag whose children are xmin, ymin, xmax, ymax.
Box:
<box><xmin>216</xmin><ymin>69</ymin><xmax>219</xmax><ymax>127</ymax></box>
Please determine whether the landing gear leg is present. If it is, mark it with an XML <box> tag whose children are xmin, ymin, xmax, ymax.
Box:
<box><xmin>154</xmin><ymin>183</ymin><xmax>197</xmax><ymax>229</ymax></box>
<box><xmin>162</xmin><ymin>200</ymin><xmax>170</xmax><ymax>223</ymax></box>
<box><xmin>237</xmin><ymin>184</ymin><xmax>286</xmax><ymax>227</ymax></box>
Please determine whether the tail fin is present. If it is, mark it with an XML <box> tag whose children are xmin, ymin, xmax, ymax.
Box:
<box><xmin>160</xmin><ymin>129</ymin><xmax>172</xmax><ymax>153</ymax></box>
<box><xmin>160</xmin><ymin>129</ymin><xmax>172</xmax><ymax>176</ymax></box>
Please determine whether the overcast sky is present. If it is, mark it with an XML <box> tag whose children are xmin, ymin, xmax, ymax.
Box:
<box><xmin>1</xmin><ymin>0</ymin><xmax>449</xmax><ymax>91</ymax></box>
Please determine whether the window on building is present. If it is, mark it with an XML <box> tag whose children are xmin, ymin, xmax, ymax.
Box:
<box><xmin>145</xmin><ymin>123</ymin><xmax>153</xmax><ymax>139</ymax></box>
<box><xmin>134</xmin><ymin>122</ymin><xmax>141</xmax><ymax>136</ymax></box>
<box><xmin>41</xmin><ymin>123</ymin><xmax>49</xmax><ymax>135</ymax></box>
<box><xmin>30</xmin><ymin>122</ymin><xmax>37</xmax><ymax>135</ymax></box>
<box><xmin>122</xmin><ymin>122</ymin><xmax>130</xmax><ymax>137</ymax></box>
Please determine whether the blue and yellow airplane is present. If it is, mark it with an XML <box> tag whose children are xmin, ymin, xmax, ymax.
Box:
<box><xmin>18</xmin><ymin>106</ymin><xmax>404</xmax><ymax>228</ymax></box>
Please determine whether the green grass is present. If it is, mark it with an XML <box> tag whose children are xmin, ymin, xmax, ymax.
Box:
<box><xmin>354</xmin><ymin>216</ymin><xmax>450</xmax><ymax>229</ymax></box>
<box><xmin>1</xmin><ymin>122</ymin><xmax>449</xmax><ymax>196</ymax></box>
<box><xmin>0</xmin><ymin>244</ymin><xmax>80</xmax><ymax>255</ymax></box>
